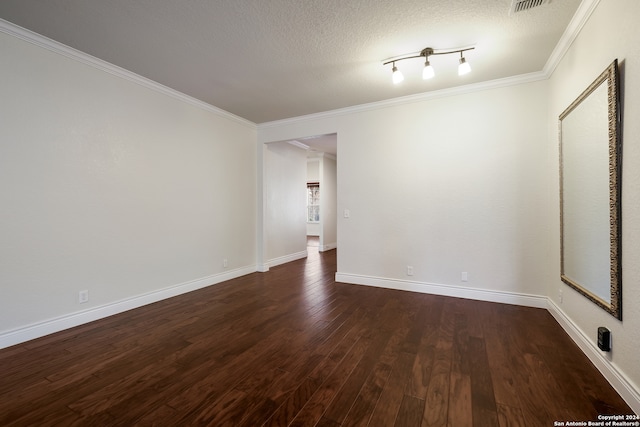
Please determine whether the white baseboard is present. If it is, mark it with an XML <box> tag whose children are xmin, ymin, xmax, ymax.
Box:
<box><xmin>319</xmin><ymin>242</ymin><xmax>337</xmax><ymax>252</ymax></box>
<box><xmin>335</xmin><ymin>272</ymin><xmax>547</xmax><ymax>308</ymax></box>
<box><xmin>0</xmin><ymin>265</ymin><xmax>256</xmax><ymax>350</ymax></box>
<box><xmin>547</xmin><ymin>300</ymin><xmax>640</xmax><ymax>415</ymax></box>
<box><xmin>266</xmin><ymin>250</ymin><xmax>308</xmax><ymax>269</ymax></box>
<box><xmin>3</xmin><ymin>265</ymin><xmax>638</xmax><ymax>414</ymax></box>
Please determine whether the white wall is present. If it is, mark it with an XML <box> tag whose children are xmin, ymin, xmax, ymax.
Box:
<box><xmin>263</xmin><ymin>142</ymin><xmax>307</xmax><ymax>267</ymax></box>
<box><xmin>0</xmin><ymin>30</ymin><xmax>257</xmax><ymax>342</ymax></box>
<box><xmin>307</xmin><ymin>158</ymin><xmax>320</xmax><ymax>181</ymax></box>
<box><xmin>320</xmin><ymin>154</ymin><xmax>337</xmax><ymax>251</ymax></box>
<box><xmin>260</xmin><ymin>81</ymin><xmax>549</xmax><ymax>303</ymax></box>
<box><xmin>547</xmin><ymin>0</ymin><xmax>640</xmax><ymax>409</ymax></box>
<box><xmin>336</xmin><ymin>83</ymin><xmax>549</xmax><ymax>297</ymax></box>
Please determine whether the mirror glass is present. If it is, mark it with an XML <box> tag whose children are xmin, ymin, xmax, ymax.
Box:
<box><xmin>559</xmin><ymin>60</ymin><xmax>621</xmax><ymax>319</ymax></box>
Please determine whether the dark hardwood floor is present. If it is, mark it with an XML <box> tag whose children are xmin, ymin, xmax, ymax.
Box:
<box><xmin>0</xmin><ymin>245</ymin><xmax>633</xmax><ymax>426</ymax></box>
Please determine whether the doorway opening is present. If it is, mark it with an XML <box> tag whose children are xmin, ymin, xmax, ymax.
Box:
<box><xmin>261</xmin><ymin>133</ymin><xmax>336</xmax><ymax>269</ymax></box>
<box><xmin>303</xmin><ymin>135</ymin><xmax>337</xmax><ymax>253</ymax></box>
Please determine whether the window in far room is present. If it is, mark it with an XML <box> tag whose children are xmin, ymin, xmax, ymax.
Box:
<box><xmin>307</xmin><ymin>182</ymin><xmax>320</xmax><ymax>222</ymax></box>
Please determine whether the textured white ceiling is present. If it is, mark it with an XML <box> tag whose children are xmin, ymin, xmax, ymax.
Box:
<box><xmin>0</xmin><ymin>0</ymin><xmax>581</xmax><ymax>123</ymax></box>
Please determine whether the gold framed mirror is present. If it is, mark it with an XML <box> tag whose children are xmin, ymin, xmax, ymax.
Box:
<box><xmin>559</xmin><ymin>59</ymin><xmax>621</xmax><ymax>319</ymax></box>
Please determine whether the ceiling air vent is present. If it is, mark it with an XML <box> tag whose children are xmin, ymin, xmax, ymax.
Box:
<box><xmin>509</xmin><ymin>0</ymin><xmax>549</xmax><ymax>14</ymax></box>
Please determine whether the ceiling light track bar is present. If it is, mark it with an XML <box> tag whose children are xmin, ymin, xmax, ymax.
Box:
<box><xmin>382</xmin><ymin>46</ymin><xmax>475</xmax><ymax>66</ymax></box>
<box><xmin>383</xmin><ymin>45</ymin><xmax>475</xmax><ymax>83</ymax></box>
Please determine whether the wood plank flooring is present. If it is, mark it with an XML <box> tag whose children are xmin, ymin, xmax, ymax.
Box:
<box><xmin>0</xmin><ymin>246</ymin><xmax>633</xmax><ymax>426</ymax></box>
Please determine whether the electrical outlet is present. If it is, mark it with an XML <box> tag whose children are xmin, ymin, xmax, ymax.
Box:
<box><xmin>223</xmin><ymin>258</ymin><xmax>228</xmax><ymax>268</ymax></box>
<box><xmin>461</xmin><ymin>272</ymin><xmax>468</xmax><ymax>282</ymax></box>
<box><xmin>559</xmin><ymin>288</ymin><xmax>563</xmax><ymax>303</ymax></box>
<box><xmin>407</xmin><ymin>266</ymin><xmax>414</xmax><ymax>276</ymax></box>
<box><xmin>78</xmin><ymin>290</ymin><xmax>89</xmax><ymax>304</ymax></box>
<box><xmin>598</xmin><ymin>327</ymin><xmax>611</xmax><ymax>352</ymax></box>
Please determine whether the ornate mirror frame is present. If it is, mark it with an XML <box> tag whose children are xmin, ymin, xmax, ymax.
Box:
<box><xmin>559</xmin><ymin>59</ymin><xmax>622</xmax><ymax>320</ymax></box>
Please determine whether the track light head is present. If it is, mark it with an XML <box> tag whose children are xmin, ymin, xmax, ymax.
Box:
<box><xmin>392</xmin><ymin>62</ymin><xmax>404</xmax><ymax>84</ymax></box>
<box><xmin>422</xmin><ymin>59</ymin><xmax>435</xmax><ymax>80</ymax></box>
<box><xmin>458</xmin><ymin>54</ymin><xmax>471</xmax><ymax>75</ymax></box>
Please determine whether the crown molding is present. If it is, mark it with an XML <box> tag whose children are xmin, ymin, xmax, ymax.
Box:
<box><xmin>543</xmin><ymin>0</ymin><xmax>601</xmax><ymax>76</ymax></box>
<box><xmin>258</xmin><ymin>0</ymin><xmax>601</xmax><ymax>130</ymax></box>
<box><xmin>258</xmin><ymin>70</ymin><xmax>547</xmax><ymax>129</ymax></box>
<box><xmin>0</xmin><ymin>18</ymin><xmax>256</xmax><ymax>129</ymax></box>
<box><xmin>286</xmin><ymin>139</ymin><xmax>310</xmax><ymax>150</ymax></box>
<box><xmin>2</xmin><ymin>0</ymin><xmax>601</xmax><ymax>131</ymax></box>
<box><xmin>307</xmin><ymin>151</ymin><xmax>337</xmax><ymax>161</ymax></box>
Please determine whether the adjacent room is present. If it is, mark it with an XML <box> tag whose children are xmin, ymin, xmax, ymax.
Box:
<box><xmin>1</xmin><ymin>0</ymin><xmax>639</xmax><ymax>424</ymax></box>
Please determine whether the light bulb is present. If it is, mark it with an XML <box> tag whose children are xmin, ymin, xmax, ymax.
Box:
<box><xmin>422</xmin><ymin>60</ymin><xmax>435</xmax><ymax>79</ymax></box>
<box><xmin>458</xmin><ymin>57</ymin><xmax>471</xmax><ymax>75</ymax></box>
<box><xmin>392</xmin><ymin>65</ymin><xmax>404</xmax><ymax>84</ymax></box>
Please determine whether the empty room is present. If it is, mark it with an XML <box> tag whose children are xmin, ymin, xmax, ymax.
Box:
<box><xmin>0</xmin><ymin>0</ymin><xmax>639</xmax><ymax>425</ymax></box>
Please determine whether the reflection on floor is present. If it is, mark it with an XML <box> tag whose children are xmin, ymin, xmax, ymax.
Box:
<box><xmin>307</xmin><ymin>235</ymin><xmax>319</xmax><ymax>252</ymax></box>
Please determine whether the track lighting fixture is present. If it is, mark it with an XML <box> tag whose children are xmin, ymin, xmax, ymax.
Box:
<box><xmin>383</xmin><ymin>46</ymin><xmax>475</xmax><ymax>84</ymax></box>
